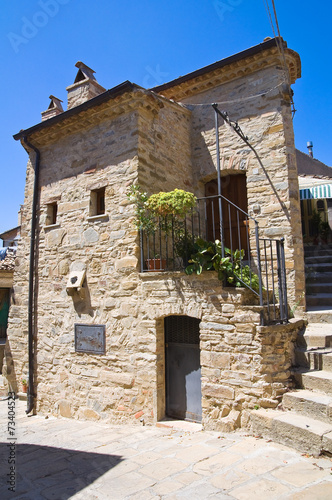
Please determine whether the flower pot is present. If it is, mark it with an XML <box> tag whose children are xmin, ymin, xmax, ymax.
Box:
<box><xmin>146</xmin><ymin>258</ymin><xmax>167</xmax><ymax>271</ymax></box>
<box><xmin>22</xmin><ymin>384</ymin><xmax>27</xmax><ymax>393</ymax></box>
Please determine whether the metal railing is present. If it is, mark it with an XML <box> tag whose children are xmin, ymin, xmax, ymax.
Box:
<box><xmin>139</xmin><ymin>194</ymin><xmax>288</xmax><ymax>324</ymax></box>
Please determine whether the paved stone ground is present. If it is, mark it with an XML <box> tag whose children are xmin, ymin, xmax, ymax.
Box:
<box><xmin>1</xmin><ymin>400</ymin><xmax>332</xmax><ymax>499</ymax></box>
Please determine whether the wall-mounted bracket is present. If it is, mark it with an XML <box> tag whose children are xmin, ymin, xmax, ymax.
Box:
<box><xmin>66</xmin><ymin>270</ymin><xmax>86</xmax><ymax>299</ymax></box>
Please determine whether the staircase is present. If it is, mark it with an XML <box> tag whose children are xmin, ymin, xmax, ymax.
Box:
<box><xmin>251</xmin><ymin>322</ymin><xmax>332</xmax><ymax>456</ymax></box>
<box><xmin>250</xmin><ymin>245</ymin><xmax>332</xmax><ymax>456</ymax></box>
<box><xmin>305</xmin><ymin>244</ymin><xmax>332</xmax><ymax>310</ymax></box>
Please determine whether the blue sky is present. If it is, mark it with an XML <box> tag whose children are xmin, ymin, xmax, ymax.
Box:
<box><xmin>0</xmin><ymin>0</ymin><xmax>331</xmax><ymax>233</ymax></box>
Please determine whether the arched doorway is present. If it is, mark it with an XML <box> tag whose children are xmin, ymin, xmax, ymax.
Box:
<box><xmin>164</xmin><ymin>315</ymin><xmax>201</xmax><ymax>423</ymax></box>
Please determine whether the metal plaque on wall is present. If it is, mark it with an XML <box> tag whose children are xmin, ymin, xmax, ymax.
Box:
<box><xmin>74</xmin><ymin>324</ymin><xmax>106</xmax><ymax>354</ymax></box>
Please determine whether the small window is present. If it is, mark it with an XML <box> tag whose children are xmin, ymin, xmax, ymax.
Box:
<box><xmin>90</xmin><ymin>187</ymin><xmax>106</xmax><ymax>216</ymax></box>
<box><xmin>46</xmin><ymin>202</ymin><xmax>58</xmax><ymax>226</ymax></box>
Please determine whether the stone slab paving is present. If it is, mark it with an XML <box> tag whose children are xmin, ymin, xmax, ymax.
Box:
<box><xmin>1</xmin><ymin>400</ymin><xmax>332</xmax><ymax>499</ymax></box>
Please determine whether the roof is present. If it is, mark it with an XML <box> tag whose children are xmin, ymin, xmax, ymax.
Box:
<box><xmin>296</xmin><ymin>149</ymin><xmax>332</xmax><ymax>177</ymax></box>
<box><xmin>14</xmin><ymin>37</ymin><xmax>301</xmax><ymax>144</ymax></box>
<box><xmin>0</xmin><ymin>226</ymin><xmax>20</xmax><ymax>240</ymax></box>
<box><xmin>13</xmin><ymin>81</ymin><xmax>140</xmax><ymax>141</ymax></box>
<box><xmin>151</xmin><ymin>37</ymin><xmax>300</xmax><ymax>94</ymax></box>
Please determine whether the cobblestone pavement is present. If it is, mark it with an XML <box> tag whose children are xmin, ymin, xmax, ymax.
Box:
<box><xmin>1</xmin><ymin>400</ymin><xmax>332</xmax><ymax>499</ymax></box>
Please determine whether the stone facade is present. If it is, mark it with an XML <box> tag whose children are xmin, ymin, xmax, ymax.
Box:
<box><xmin>3</xmin><ymin>38</ymin><xmax>306</xmax><ymax>429</ymax></box>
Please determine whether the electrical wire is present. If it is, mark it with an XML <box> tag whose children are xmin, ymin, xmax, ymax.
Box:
<box><xmin>179</xmin><ymin>79</ymin><xmax>286</xmax><ymax>107</ymax></box>
<box><xmin>263</xmin><ymin>0</ymin><xmax>296</xmax><ymax>117</ymax></box>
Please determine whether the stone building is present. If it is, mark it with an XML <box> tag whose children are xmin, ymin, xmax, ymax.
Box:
<box><xmin>0</xmin><ymin>225</ymin><xmax>20</xmax><ymax>373</ymax></box>
<box><xmin>3</xmin><ymin>37</ymin><xmax>306</xmax><ymax>430</ymax></box>
<box><xmin>297</xmin><ymin>148</ymin><xmax>332</xmax><ymax>242</ymax></box>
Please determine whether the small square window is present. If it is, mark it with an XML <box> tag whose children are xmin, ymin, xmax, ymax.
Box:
<box><xmin>46</xmin><ymin>202</ymin><xmax>58</xmax><ymax>226</ymax></box>
<box><xmin>90</xmin><ymin>187</ymin><xmax>106</xmax><ymax>216</ymax></box>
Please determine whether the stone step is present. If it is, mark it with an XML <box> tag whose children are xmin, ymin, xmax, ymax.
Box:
<box><xmin>282</xmin><ymin>390</ymin><xmax>332</xmax><ymax>425</ymax></box>
<box><xmin>306</xmin><ymin>294</ymin><xmax>332</xmax><ymax>307</ymax></box>
<box><xmin>295</xmin><ymin>347</ymin><xmax>332</xmax><ymax>371</ymax></box>
<box><xmin>306</xmin><ymin>273</ymin><xmax>332</xmax><ymax>284</ymax></box>
<box><xmin>305</xmin><ymin>262</ymin><xmax>332</xmax><ymax>273</ymax></box>
<box><xmin>294</xmin><ymin>369</ymin><xmax>332</xmax><ymax>395</ymax></box>
<box><xmin>304</xmin><ymin>246</ymin><xmax>332</xmax><ymax>257</ymax></box>
<box><xmin>250</xmin><ymin>408</ymin><xmax>332</xmax><ymax>456</ymax></box>
<box><xmin>305</xmin><ymin>255</ymin><xmax>332</xmax><ymax>265</ymax></box>
<box><xmin>297</xmin><ymin>324</ymin><xmax>332</xmax><ymax>348</ymax></box>
<box><xmin>306</xmin><ymin>308</ymin><xmax>332</xmax><ymax>324</ymax></box>
<box><xmin>306</xmin><ymin>283</ymin><xmax>332</xmax><ymax>294</ymax></box>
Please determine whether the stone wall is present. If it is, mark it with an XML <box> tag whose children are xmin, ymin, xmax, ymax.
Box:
<box><xmin>137</xmin><ymin>99</ymin><xmax>193</xmax><ymax>194</ymax></box>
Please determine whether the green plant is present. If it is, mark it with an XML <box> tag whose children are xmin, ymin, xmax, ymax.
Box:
<box><xmin>320</xmin><ymin>221</ymin><xmax>330</xmax><ymax>243</ymax></box>
<box><xmin>174</xmin><ymin>231</ymin><xmax>197</xmax><ymax>263</ymax></box>
<box><xmin>185</xmin><ymin>238</ymin><xmax>260</xmax><ymax>292</ymax></box>
<box><xmin>21</xmin><ymin>378</ymin><xmax>27</xmax><ymax>385</ymax></box>
<box><xmin>127</xmin><ymin>184</ymin><xmax>157</xmax><ymax>234</ymax></box>
<box><xmin>128</xmin><ymin>186</ymin><xmax>197</xmax><ymax>237</ymax></box>
<box><xmin>146</xmin><ymin>189</ymin><xmax>196</xmax><ymax>217</ymax></box>
<box><xmin>310</xmin><ymin>210</ymin><xmax>331</xmax><ymax>244</ymax></box>
<box><xmin>311</xmin><ymin>209</ymin><xmax>321</xmax><ymax>229</ymax></box>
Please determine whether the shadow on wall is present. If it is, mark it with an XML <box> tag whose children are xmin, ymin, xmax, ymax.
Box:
<box><xmin>71</xmin><ymin>279</ymin><xmax>94</xmax><ymax>317</ymax></box>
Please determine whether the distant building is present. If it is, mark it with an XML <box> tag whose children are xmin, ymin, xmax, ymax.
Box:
<box><xmin>0</xmin><ymin>225</ymin><xmax>20</xmax><ymax>372</ymax></box>
<box><xmin>297</xmin><ymin>148</ymin><xmax>332</xmax><ymax>242</ymax></box>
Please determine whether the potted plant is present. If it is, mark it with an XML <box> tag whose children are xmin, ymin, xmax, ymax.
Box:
<box><xmin>146</xmin><ymin>189</ymin><xmax>197</xmax><ymax>218</ymax></box>
<box><xmin>146</xmin><ymin>188</ymin><xmax>197</xmax><ymax>267</ymax></box>
<box><xmin>128</xmin><ymin>185</ymin><xmax>197</xmax><ymax>269</ymax></box>
<box><xmin>145</xmin><ymin>254</ymin><xmax>167</xmax><ymax>271</ymax></box>
<box><xmin>21</xmin><ymin>378</ymin><xmax>28</xmax><ymax>393</ymax></box>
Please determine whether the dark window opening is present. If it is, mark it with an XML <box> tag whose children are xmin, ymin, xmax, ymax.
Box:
<box><xmin>90</xmin><ymin>187</ymin><xmax>106</xmax><ymax>216</ymax></box>
<box><xmin>0</xmin><ymin>288</ymin><xmax>10</xmax><ymax>339</ymax></box>
<box><xmin>46</xmin><ymin>202</ymin><xmax>57</xmax><ymax>226</ymax></box>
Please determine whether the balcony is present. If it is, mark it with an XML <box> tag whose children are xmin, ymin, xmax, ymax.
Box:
<box><xmin>139</xmin><ymin>194</ymin><xmax>288</xmax><ymax>324</ymax></box>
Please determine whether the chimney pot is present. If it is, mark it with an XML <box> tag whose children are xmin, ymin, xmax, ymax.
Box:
<box><xmin>66</xmin><ymin>61</ymin><xmax>106</xmax><ymax>110</ymax></box>
<box><xmin>41</xmin><ymin>95</ymin><xmax>64</xmax><ymax>121</ymax></box>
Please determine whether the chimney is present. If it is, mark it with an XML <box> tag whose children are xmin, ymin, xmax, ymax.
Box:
<box><xmin>41</xmin><ymin>95</ymin><xmax>64</xmax><ymax>121</ymax></box>
<box><xmin>307</xmin><ymin>141</ymin><xmax>314</xmax><ymax>158</ymax></box>
<box><xmin>66</xmin><ymin>61</ymin><xmax>106</xmax><ymax>110</ymax></box>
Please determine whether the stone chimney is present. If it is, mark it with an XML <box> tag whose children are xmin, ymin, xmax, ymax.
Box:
<box><xmin>66</xmin><ymin>61</ymin><xmax>106</xmax><ymax>110</ymax></box>
<box><xmin>41</xmin><ymin>95</ymin><xmax>64</xmax><ymax>121</ymax></box>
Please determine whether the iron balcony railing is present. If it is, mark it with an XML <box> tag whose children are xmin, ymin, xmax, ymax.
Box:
<box><xmin>140</xmin><ymin>194</ymin><xmax>288</xmax><ymax>324</ymax></box>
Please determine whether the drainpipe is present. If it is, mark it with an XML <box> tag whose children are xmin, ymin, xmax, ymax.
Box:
<box><xmin>23</xmin><ymin>136</ymin><xmax>40</xmax><ymax>415</ymax></box>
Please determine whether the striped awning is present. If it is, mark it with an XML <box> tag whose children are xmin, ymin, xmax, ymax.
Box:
<box><xmin>300</xmin><ymin>184</ymin><xmax>332</xmax><ymax>200</ymax></box>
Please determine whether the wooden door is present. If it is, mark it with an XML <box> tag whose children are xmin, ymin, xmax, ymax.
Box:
<box><xmin>205</xmin><ymin>174</ymin><xmax>249</xmax><ymax>255</ymax></box>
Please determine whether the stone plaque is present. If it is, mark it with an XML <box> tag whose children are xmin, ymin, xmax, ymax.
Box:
<box><xmin>74</xmin><ymin>324</ymin><xmax>105</xmax><ymax>354</ymax></box>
